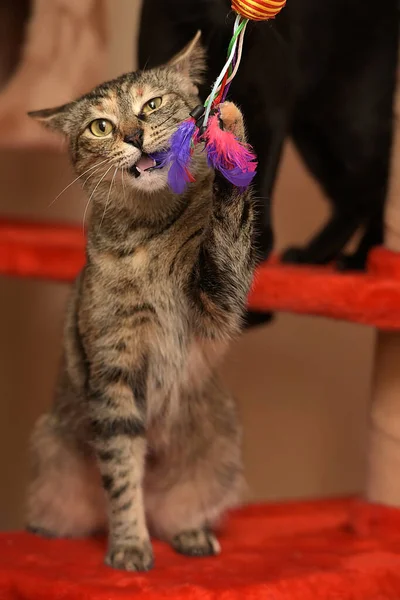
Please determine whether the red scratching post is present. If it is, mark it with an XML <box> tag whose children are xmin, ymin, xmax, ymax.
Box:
<box><xmin>366</xmin><ymin>110</ymin><xmax>400</xmax><ymax>507</ymax></box>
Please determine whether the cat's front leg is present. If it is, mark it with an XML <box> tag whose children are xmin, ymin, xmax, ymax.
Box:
<box><xmin>189</xmin><ymin>102</ymin><xmax>256</xmax><ymax>338</ymax></box>
<box><xmin>87</xmin><ymin>351</ymin><xmax>153</xmax><ymax>572</ymax></box>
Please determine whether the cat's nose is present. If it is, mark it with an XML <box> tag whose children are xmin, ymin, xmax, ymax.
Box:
<box><xmin>124</xmin><ymin>129</ymin><xmax>143</xmax><ymax>149</ymax></box>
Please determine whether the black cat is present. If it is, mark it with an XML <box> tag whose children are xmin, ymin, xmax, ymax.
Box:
<box><xmin>138</xmin><ymin>0</ymin><xmax>398</xmax><ymax>323</ymax></box>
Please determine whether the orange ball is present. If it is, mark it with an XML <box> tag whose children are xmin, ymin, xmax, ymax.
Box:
<box><xmin>232</xmin><ymin>0</ymin><xmax>286</xmax><ymax>21</ymax></box>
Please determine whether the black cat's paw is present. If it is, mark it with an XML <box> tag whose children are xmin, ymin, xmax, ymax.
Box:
<box><xmin>281</xmin><ymin>246</ymin><xmax>334</xmax><ymax>265</ymax></box>
<box><xmin>172</xmin><ymin>529</ymin><xmax>220</xmax><ymax>557</ymax></box>
<box><xmin>281</xmin><ymin>246</ymin><xmax>310</xmax><ymax>264</ymax></box>
<box><xmin>105</xmin><ymin>541</ymin><xmax>154</xmax><ymax>572</ymax></box>
<box><xmin>244</xmin><ymin>310</ymin><xmax>274</xmax><ymax>329</ymax></box>
<box><xmin>335</xmin><ymin>253</ymin><xmax>367</xmax><ymax>272</ymax></box>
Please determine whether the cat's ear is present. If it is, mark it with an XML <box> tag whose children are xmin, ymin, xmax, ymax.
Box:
<box><xmin>28</xmin><ymin>102</ymin><xmax>73</xmax><ymax>135</ymax></box>
<box><xmin>168</xmin><ymin>31</ymin><xmax>206</xmax><ymax>87</ymax></box>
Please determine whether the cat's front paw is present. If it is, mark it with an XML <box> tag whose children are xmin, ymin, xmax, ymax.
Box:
<box><xmin>219</xmin><ymin>101</ymin><xmax>245</xmax><ymax>140</ymax></box>
<box><xmin>105</xmin><ymin>541</ymin><xmax>154</xmax><ymax>572</ymax></box>
<box><xmin>172</xmin><ymin>528</ymin><xmax>220</xmax><ymax>557</ymax></box>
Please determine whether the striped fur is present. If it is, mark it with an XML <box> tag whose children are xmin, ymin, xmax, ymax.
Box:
<box><xmin>26</xmin><ymin>37</ymin><xmax>255</xmax><ymax>572</ymax></box>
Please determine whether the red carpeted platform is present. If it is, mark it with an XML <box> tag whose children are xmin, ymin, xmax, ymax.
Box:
<box><xmin>2</xmin><ymin>499</ymin><xmax>400</xmax><ymax>599</ymax></box>
<box><xmin>1</xmin><ymin>218</ymin><xmax>400</xmax><ymax>329</ymax></box>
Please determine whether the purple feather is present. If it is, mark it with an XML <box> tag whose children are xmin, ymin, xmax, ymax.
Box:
<box><xmin>213</xmin><ymin>163</ymin><xmax>257</xmax><ymax>188</ymax></box>
<box><xmin>167</xmin><ymin>119</ymin><xmax>196</xmax><ymax>193</ymax></box>
<box><xmin>150</xmin><ymin>149</ymin><xmax>169</xmax><ymax>167</ymax></box>
<box><xmin>150</xmin><ymin>119</ymin><xmax>196</xmax><ymax>194</ymax></box>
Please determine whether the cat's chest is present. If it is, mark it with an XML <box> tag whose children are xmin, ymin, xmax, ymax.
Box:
<box><xmin>96</xmin><ymin>239</ymin><xmax>197</xmax><ymax>292</ymax></box>
<box><xmin>147</xmin><ymin>336</ymin><xmax>228</xmax><ymax>426</ymax></box>
<box><xmin>89</xmin><ymin>247</ymin><xmax>198</xmax><ymax>347</ymax></box>
<box><xmin>95</xmin><ymin>246</ymin><xmax>152</xmax><ymax>282</ymax></box>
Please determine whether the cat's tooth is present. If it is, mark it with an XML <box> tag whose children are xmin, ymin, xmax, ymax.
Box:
<box><xmin>131</xmin><ymin>165</ymin><xmax>141</xmax><ymax>178</ymax></box>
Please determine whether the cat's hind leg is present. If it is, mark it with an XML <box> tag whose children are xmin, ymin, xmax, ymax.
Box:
<box><xmin>26</xmin><ymin>413</ymin><xmax>106</xmax><ymax>538</ymax></box>
<box><xmin>145</xmin><ymin>382</ymin><xmax>243</xmax><ymax>557</ymax></box>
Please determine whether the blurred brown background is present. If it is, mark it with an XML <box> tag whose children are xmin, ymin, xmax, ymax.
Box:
<box><xmin>0</xmin><ymin>0</ymin><xmax>377</xmax><ymax>529</ymax></box>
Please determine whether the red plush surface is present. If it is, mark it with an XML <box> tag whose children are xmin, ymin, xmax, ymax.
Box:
<box><xmin>1</xmin><ymin>218</ymin><xmax>400</xmax><ymax>329</ymax></box>
<box><xmin>2</xmin><ymin>499</ymin><xmax>400</xmax><ymax>599</ymax></box>
<box><xmin>0</xmin><ymin>219</ymin><xmax>85</xmax><ymax>282</ymax></box>
<box><xmin>249</xmin><ymin>248</ymin><xmax>400</xmax><ymax>329</ymax></box>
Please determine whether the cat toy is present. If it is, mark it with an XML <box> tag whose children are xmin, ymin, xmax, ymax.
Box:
<box><xmin>154</xmin><ymin>0</ymin><xmax>287</xmax><ymax>194</ymax></box>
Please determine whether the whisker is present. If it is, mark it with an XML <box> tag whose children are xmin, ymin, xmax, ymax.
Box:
<box><xmin>100</xmin><ymin>167</ymin><xmax>118</xmax><ymax>230</ymax></box>
<box><xmin>81</xmin><ymin>163</ymin><xmax>106</xmax><ymax>189</ymax></box>
<box><xmin>121</xmin><ymin>168</ymin><xmax>127</xmax><ymax>206</ymax></box>
<box><xmin>48</xmin><ymin>159</ymin><xmax>109</xmax><ymax>207</ymax></box>
<box><xmin>82</xmin><ymin>163</ymin><xmax>114</xmax><ymax>231</ymax></box>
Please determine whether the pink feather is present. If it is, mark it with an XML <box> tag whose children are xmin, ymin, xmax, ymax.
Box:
<box><xmin>204</xmin><ymin>114</ymin><xmax>257</xmax><ymax>188</ymax></box>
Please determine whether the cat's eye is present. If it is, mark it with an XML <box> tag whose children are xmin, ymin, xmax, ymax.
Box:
<box><xmin>88</xmin><ymin>119</ymin><xmax>113</xmax><ymax>137</ymax></box>
<box><xmin>142</xmin><ymin>97</ymin><xmax>162</xmax><ymax>114</ymax></box>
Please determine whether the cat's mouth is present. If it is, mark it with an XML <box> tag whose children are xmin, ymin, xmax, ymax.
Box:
<box><xmin>128</xmin><ymin>154</ymin><xmax>161</xmax><ymax>178</ymax></box>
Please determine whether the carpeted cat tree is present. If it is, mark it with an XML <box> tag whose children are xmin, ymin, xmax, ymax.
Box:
<box><xmin>1</xmin><ymin>1</ymin><xmax>400</xmax><ymax>598</ymax></box>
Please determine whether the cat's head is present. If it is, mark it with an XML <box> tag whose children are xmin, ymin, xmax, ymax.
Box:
<box><xmin>29</xmin><ymin>32</ymin><xmax>205</xmax><ymax>195</ymax></box>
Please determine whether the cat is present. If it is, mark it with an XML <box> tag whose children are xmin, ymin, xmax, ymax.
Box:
<box><xmin>138</xmin><ymin>0</ymin><xmax>399</xmax><ymax>273</ymax></box>
<box><xmin>25</xmin><ymin>34</ymin><xmax>255</xmax><ymax>572</ymax></box>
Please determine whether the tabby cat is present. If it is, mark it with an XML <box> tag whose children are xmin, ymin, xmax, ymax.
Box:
<box><xmin>26</xmin><ymin>34</ymin><xmax>255</xmax><ymax>572</ymax></box>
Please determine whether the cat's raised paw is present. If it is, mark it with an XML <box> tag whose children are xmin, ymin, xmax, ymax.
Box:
<box><xmin>105</xmin><ymin>542</ymin><xmax>154</xmax><ymax>572</ymax></box>
<box><xmin>172</xmin><ymin>528</ymin><xmax>220</xmax><ymax>557</ymax></box>
<box><xmin>219</xmin><ymin>102</ymin><xmax>245</xmax><ymax>140</ymax></box>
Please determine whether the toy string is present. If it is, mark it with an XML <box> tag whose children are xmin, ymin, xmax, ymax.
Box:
<box><xmin>203</xmin><ymin>14</ymin><xmax>248</xmax><ymax>128</ymax></box>
<box><xmin>219</xmin><ymin>21</ymin><xmax>247</xmax><ymax>104</ymax></box>
<box><xmin>216</xmin><ymin>16</ymin><xmax>241</xmax><ymax>104</ymax></box>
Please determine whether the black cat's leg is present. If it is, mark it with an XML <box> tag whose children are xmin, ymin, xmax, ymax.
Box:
<box><xmin>283</xmin><ymin>115</ymin><xmax>368</xmax><ymax>265</ymax></box>
<box><xmin>336</xmin><ymin>205</ymin><xmax>384</xmax><ymax>271</ymax></box>
<box><xmin>138</xmin><ymin>0</ymin><xmax>194</xmax><ymax>67</ymax></box>
<box><xmin>138</xmin><ymin>0</ymin><xmax>230</xmax><ymax>71</ymax></box>
<box><xmin>281</xmin><ymin>209</ymin><xmax>363</xmax><ymax>265</ymax></box>
<box><xmin>286</xmin><ymin>6</ymin><xmax>398</xmax><ymax>267</ymax></box>
<box><xmin>285</xmin><ymin>110</ymin><xmax>392</xmax><ymax>267</ymax></box>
